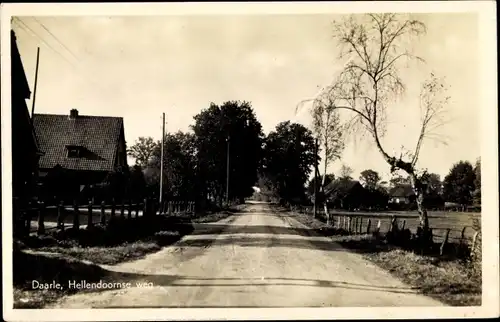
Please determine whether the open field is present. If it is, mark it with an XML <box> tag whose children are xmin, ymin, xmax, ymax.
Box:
<box><xmin>298</xmin><ymin>207</ymin><xmax>481</xmax><ymax>244</ymax></box>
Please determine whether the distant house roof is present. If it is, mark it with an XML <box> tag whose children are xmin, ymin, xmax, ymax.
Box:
<box><xmin>33</xmin><ymin>109</ymin><xmax>124</xmax><ymax>172</ymax></box>
<box><xmin>389</xmin><ymin>184</ymin><xmax>415</xmax><ymax>197</ymax></box>
<box><xmin>325</xmin><ymin>179</ymin><xmax>363</xmax><ymax>196</ymax></box>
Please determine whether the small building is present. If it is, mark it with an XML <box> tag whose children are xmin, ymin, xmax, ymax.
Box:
<box><xmin>11</xmin><ymin>30</ymin><xmax>44</xmax><ymax>210</ymax></box>
<box><xmin>388</xmin><ymin>184</ymin><xmax>416</xmax><ymax>205</ymax></box>
<box><xmin>324</xmin><ymin>179</ymin><xmax>367</xmax><ymax>210</ymax></box>
<box><xmin>32</xmin><ymin>109</ymin><xmax>128</xmax><ymax>203</ymax></box>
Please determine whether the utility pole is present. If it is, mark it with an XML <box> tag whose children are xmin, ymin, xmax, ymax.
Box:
<box><xmin>226</xmin><ymin>134</ymin><xmax>230</xmax><ymax>206</ymax></box>
<box><xmin>313</xmin><ymin>137</ymin><xmax>318</xmax><ymax>218</ymax></box>
<box><xmin>31</xmin><ymin>47</ymin><xmax>40</xmax><ymax>119</ymax></box>
<box><xmin>159</xmin><ymin>113</ymin><xmax>165</xmax><ymax>206</ymax></box>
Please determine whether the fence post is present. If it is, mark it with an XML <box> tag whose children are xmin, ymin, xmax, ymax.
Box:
<box><xmin>366</xmin><ymin>218</ymin><xmax>371</xmax><ymax>234</ymax></box>
<box><xmin>326</xmin><ymin>209</ymin><xmax>330</xmax><ymax>226</ymax></box>
<box><xmin>100</xmin><ymin>201</ymin><xmax>106</xmax><ymax>225</ymax></box>
<box><xmin>359</xmin><ymin>217</ymin><xmax>363</xmax><ymax>234</ymax></box>
<box><xmin>347</xmin><ymin>217</ymin><xmax>352</xmax><ymax>233</ymax></box>
<box><xmin>459</xmin><ymin>226</ymin><xmax>467</xmax><ymax>246</ymax></box>
<box><xmin>120</xmin><ymin>200</ymin><xmax>125</xmax><ymax>219</ymax></box>
<box><xmin>375</xmin><ymin>220</ymin><xmax>381</xmax><ymax>235</ymax></box>
<box><xmin>440</xmin><ymin>228</ymin><xmax>451</xmax><ymax>256</ymax></box>
<box><xmin>390</xmin><ymin>215</ymin><xmax>398</xmax><ymax>233</ymax></box>
<box><xmin>401</xmin><ymin>220</ymin><xmax>406</xmax><ymax>231</ymax></box>
<box><xmin>143</xmin><ymin>198</ymin><xmax>148</xmax><ymax>218</ymax></box>
<box><xmin>73</xmin><ymin>200</ymin><xmax>80</xmax><ymax>230</ymax></box>
<box><xmin>37</xmin><ymin>202</ymin><xmax>45</xmax><ymax>236</ymax></box>
<box><xmin>127</xmin><ymin>199</ymin><xmax>132</xmax><ymax>220</ymax></box>
<box><xmin>111</xmin><ymin>198</ymin><xmax>116</xmax><ymax>218</ymax></box>
<box><xmin>471</xmin><ymin>231</ymin><xmax>479</xmax><ymax>258</ymax></box>
<box><xmin>25</xmin><ymin>206</ymin><xmax>33</xmax><ymax>237</ymax></box>
<box><xmin>57</xmin><ymin>201</ymin><xmax>65</xmax><ymax>230</ymax></box>
<box><xmin>87</xmin><ymin>200</ymin><xmax>93</xmax><ymax>228</ymax></box>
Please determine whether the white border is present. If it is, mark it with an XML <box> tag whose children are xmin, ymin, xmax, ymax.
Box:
<box><xmin>2</xmin><ymin>2</ymin><xmax>498</xmax><ymax>321</ymax></box>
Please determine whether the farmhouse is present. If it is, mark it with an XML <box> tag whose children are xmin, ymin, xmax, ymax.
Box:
<box><xmin>32</xmin><ymin>109</ymin><xmax>128</xmax><ymax>203</ymax></box>
<box><xmin>388</xmin><ymin>184</ymin><xmax>416</xmax><ymax>205</ymax></box>
<box><xmin>11</xmin><ymin>30</ymin><xmax>44</xmax><ymax>208</ymax></box>
<box><xmin>325</xmin><ymin>179</ymin><xmax>366</xmax><ymax>210</ymax></box>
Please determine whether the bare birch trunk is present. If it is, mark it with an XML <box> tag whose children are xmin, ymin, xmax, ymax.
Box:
<box><xmin>409</xmin><ymin>173</ymin><xmax>430</xmax><ymax>231</ymax></box>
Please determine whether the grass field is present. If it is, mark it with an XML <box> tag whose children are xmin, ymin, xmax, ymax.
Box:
<box><xmin>297</xmin><ymin>207</ymin><xmax>481</xmax><ymax>244</ymax></box>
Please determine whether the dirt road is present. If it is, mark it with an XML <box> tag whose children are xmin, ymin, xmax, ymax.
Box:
<box><xmin>50</xmin><ymin>201</ymin><xmax>443</xmax><ymax>308</ymax></box>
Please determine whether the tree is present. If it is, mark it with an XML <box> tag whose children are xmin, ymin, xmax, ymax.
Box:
<box><xmin>126</xmin><ymin>165</ymin><xmax>147</xmax><ymax>202</ymax></box>
<box><xmin>297</xmin><ymin>14</ymin><xmax>451</xmax><ymax>241</ymax></box>
<box><xmin>307</xmin><ymin>173</ymin><xmax>335</xmax><ymax>197</ymax></box>
<box><xmin>389</xmin><ymin>173</ymin><xmax>412</xmax><ymax>187</ymax></box>
<box><xmin>473</xmin><ymin>158</ymin><xmax>481</xmax><ymax>205</ymax></box>
<box><xmin>359</xmin><ymin>169</ymin><xmax>381</xmax><ymax>190</ymax></box>
<box><xmin>127</xmin><ymin>137</ymin><xmax>159</xmax><ymax>168</ymax></box>
<box><xmin>310</xmin><ymin>94</ymin><xmax>345</xmax><ymax>212</ymax></box>
<box><xmin>262</xmin><ymin>121</ymin><xmax>318</xmax><ymax>205</ymax></box>
<box><xmin>422</xmin><ymin>172</ymin><xmax>442</xmax><ymax>195</ymax></box>
<box><xmin>192</xmin><ymin>101</ymin><xmax>264</xmax><ymax>206</ymax></box>
<box><xmin>150</xmin><ymin>131</ymin><xmax>198</xmax><ymax>200</ymax></box>
<box><xmin>443</xmin><ymin>161</ymin><xmax>476</xmax><ymax>208</ymax></box>
<box><xmin>339</xmin><ymin>164</ymin><xmax>354</xmax><ymax>180</ymax></box>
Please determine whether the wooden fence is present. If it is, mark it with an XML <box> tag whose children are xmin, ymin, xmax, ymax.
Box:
<box><xmin>17</xmin><ymin>198</ymin><xmax>195</xmax><ymax>237</ymax></box>
<box><xmin>291</xmin><ymin>205</ymin><xmax>481</xmax><ymax>258</ymax></box>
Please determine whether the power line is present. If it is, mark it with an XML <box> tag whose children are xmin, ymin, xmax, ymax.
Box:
<box><xmin>31</xmin><ymin>17</ymin><xmax>79</xmax><ymax>61</ymax></box>
<box><xmin>12</xmin><ymin>18</ymin><xmax>105</xmax><ymax>93</ymax></box>
<box><xmin>12</xmin><ymin>18</ymin><xmax>78</xmax><ymax>68</ymax></box>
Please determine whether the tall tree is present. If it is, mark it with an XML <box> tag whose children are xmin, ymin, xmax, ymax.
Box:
<box><xmin>127</xmin><ymin>136</ymin><xmax>159</xmax><ymax>168</ymax></box>
<box><xmin>473</xmin><ymin>158</ymin><xmax>481</xmax><ymax>205</ymax></box>
<box><xmin>150</xmin><ymin>131</ymin><xmax>198</xmax><ymax>200</ymax></box>
<box><xmin>310</xmin><ymin>95</ymin><xmax>345</xmax><ymax>188</ymax></box>
<box><xmin>421</xmin><ymin>172</ymin><xmax>442</xmax><ymax>195</ymax></box>
<box><xmin>307</xmin><ymin>173</ymin><xmax>335</xmax><ymax>198</ymax></box>
<box><xmin>310</xmin><ymin>95</ymin><xmax>345</xmax><ymax>215</ymax></box>
<box><xmin>359</xmin><ymin>169</ymin><xmax>381</xmax><ymax>190</ymax></box>
<box><xmin>192</xmin><ymin>101</ymin><xmax>264</xmax><ymax>205</ymax></box>
<box><xmin>297</xmin><ymin>14</ymin><xmax>450</xmax><ymax>242</ymax></box>
<box><xmin>443</xmin><ymin>161</ymin><xmax>476</xmax><ymax>208</ymax></box>
<box><xmin>262</xmin><ymin>121</ymin><xmax>318</xmax><ymax>204</ymax></box>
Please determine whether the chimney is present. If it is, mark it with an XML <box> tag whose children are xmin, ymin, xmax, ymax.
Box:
<box><xmin>69</xmin><ymin>109</ymin><xmax>79</xmax><ymax>119</ymax></box>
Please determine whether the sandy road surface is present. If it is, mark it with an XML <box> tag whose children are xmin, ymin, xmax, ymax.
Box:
<box><xmin>49</xmin><ymin>201</ymin><xmax>443</xmax><ymax>308</ymax></box>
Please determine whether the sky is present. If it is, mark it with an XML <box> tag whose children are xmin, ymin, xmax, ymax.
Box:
<box><xmin>11</xmin><ymin>13</ymin><xmax>480</xmax><ymax>182</ymax></box>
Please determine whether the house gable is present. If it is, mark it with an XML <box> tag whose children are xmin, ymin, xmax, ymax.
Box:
<box><xmin>33</xmin><ymin>110</ymin><xmax>124</xmax><ymax>173</ymax></box>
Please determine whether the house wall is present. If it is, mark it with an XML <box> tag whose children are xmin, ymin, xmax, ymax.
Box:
<box><xmin>11</xmin><ymin>30</ymin><xmax>40</xmax><ymax>207</ymax></box>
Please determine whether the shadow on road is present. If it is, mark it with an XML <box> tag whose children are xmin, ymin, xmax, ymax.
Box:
<box><xmin>108</xmin><ymin>272</ymin><xmax>420</xmax><ymax>293</ymax></box>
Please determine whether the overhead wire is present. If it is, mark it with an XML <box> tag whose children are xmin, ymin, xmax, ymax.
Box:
<box><xmin>12</xmin><ymin>17</ymin><xmax>106</xmax><ymax>93</ymax></box>
<box><xmin>31</xmin><ymin>17</ymin><xmax>79</xmax><ymax>62</ymax></box>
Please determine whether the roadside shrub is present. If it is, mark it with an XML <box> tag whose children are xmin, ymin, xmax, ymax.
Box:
<box><xmin>24</xmin><ymin>214</ymin><xmax>195</xmax><ymax>248</ymax></box>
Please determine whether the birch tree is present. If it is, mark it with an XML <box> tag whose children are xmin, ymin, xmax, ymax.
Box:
<box><xmin>298</xmin><ymin>14</ymin><xmax>450</xmax><ymax>244</ymax></box>
<box><xmin>310</xmin><ymin>93</ymin><xmax>345</xmax><ymax>215</ymax></box>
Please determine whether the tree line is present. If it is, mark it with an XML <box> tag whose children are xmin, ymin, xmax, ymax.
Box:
<box><xmin>118</xmin><ymin>13</ymin><xmax>481</xmax><ymax>252</ymax></box>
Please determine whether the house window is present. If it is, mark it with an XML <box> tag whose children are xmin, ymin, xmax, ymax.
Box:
<box><xmin>67</xmin><ymin>146</ymin><xmax>81</xmax><ymax>158</ymax></box>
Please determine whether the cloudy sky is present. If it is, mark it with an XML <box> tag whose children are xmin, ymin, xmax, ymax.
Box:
<box><xmin>11</xmin><ymin>12</ymin><xmax>480</xmax><ymax>181</ymax></box>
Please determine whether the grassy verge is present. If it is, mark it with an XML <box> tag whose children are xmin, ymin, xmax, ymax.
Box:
<box><xmin>285</xmin><ymin>207</ymin><xmax>482</xmax><ymax>306</ymax></box>
<box><xmin>13</xmin><ymin>208</ymin><xmax>241</xmax><ymax>308</ymax></box>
